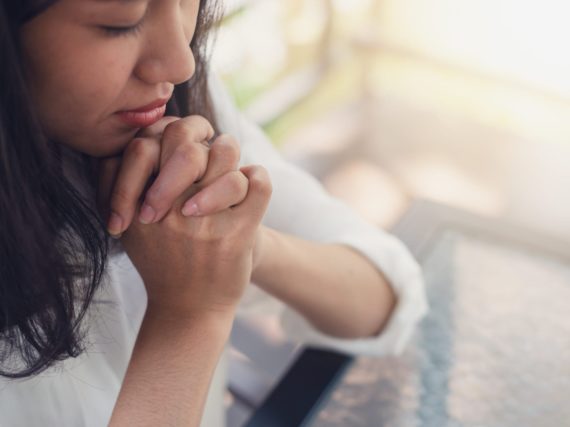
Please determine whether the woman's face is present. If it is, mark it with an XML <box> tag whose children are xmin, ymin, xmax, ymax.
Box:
<box><xmin>20</xmin><ymin>0</ymin><xmax>200</xmax><ymax>157</ymax></box>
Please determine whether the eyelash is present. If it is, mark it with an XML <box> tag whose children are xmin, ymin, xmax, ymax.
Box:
<box><xmin>101</xmin><ymin>21</ymin><xmax>143</xmax><ymax>37</ymax></box>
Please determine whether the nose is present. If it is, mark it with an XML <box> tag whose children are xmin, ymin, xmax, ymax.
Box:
<box><xmin>135</xmin><ymin>17</ymin><xmax>196</xmax><ymax>85</ymax></box>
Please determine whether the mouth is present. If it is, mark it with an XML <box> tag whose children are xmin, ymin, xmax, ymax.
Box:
<box><xmin>115</xmin><ymin>97</ymin><xmax>170</xmax><ymax>128</ymax></box>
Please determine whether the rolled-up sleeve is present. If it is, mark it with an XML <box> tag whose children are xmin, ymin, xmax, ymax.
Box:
<box><xmin>209</xmin><ymin>72</ymin><xmax>428</xmax><ymax>357</ymax></box>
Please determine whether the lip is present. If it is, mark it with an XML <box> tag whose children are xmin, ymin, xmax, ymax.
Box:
<box><xmin>115</xmin><ymin>98</ymin><xmax>170</xmax><ymax>128</ymax></box>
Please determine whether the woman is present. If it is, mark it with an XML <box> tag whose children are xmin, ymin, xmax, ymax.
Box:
<box><xmin>0</xmin><ymin>0</ymin><xmax>427</xmax><ymax>425</ymax></box>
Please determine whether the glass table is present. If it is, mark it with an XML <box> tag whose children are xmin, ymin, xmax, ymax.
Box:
<box><xmin>245</xmin><ymin>200</ymin><xmax>570</xmax><ymax>427</ymax></box>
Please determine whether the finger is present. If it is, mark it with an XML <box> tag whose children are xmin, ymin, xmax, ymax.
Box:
<box><xmin>140</xmin><ymin>117</ymin><xmax>214</xmax><ymax>224</ymax></box>
<box><xmin>136</xmin><ymin>116</ymin><xmax>180</xmax><ymax>139</ymax></box>
<box><xmin>97</xmin><ymin>156</ymin><xmax>122</xmax><ymax>222</ymax></box>
<box><xmin>158</xmin><ymin>116</ymin><xmax>215</xmax><ymax>169</ymax></box>
<box><xmin>107</xmin><ymin>137</ymin><xmax>160</xmax><ymax>235</ymax></box>
<box><xmin>232</xmin><ymin>165</ymin><xmax>272</xmax><ymax>225</ymax></box>
<box><xmin>181</xmin><ymin>170</ymin><xmax>249</xmax><ymax>217</ymax></box>
<box><xmin>199</xmin><ymin>134</ymin><xmax>241</xmax><ymax>187</ymax></box>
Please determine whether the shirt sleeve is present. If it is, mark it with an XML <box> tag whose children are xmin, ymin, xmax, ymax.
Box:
<box><xmin>208</xmin><ymin>72</ymin><xmax>428</xmax><ymax>357</ymax></box>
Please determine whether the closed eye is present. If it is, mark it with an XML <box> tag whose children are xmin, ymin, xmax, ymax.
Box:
<box><xmin>100</xmin><ymin>21</ymin><xmax>143</xmax><ymax>37</ymax></box>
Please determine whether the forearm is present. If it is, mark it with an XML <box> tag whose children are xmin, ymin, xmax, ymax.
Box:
<box><xmin>252</xmin><ymin>227</ymin><xmax>396</xmax><ymax>339</ymax></box>
<box><xmin>109</xmin><ymin>307</ymin><xmax>234</xmax><ymax>427</ymax></box>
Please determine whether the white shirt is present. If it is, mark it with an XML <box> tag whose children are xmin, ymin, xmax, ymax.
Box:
<box><xmin>0</xmin><ymin>75</ymin><xmax>428</xmax><ymax>427</ymax></box>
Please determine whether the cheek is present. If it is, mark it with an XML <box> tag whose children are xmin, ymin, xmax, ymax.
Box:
<box><xmin>22</xmin><ymin>25</ymin><xmax>134</xmax><ymax>119</ymax></box>
<box><xmin>28</xmin><ymin>45</ymin><xmax>138</xmax><ymax>155</ymax></box>
<box><xmin>40</xmin><ymin>46</ymin><xmax>134</xmax><ymax>119</ymax></box>
<box><xmin>79</xmin><ymin>60</ymin><xmax>132</xmax><ymax>119</ymax></box>
<box><xmin>20</xmin><ymin>14</ymin><xmax>141</xmax><ymax>155</ymax></box>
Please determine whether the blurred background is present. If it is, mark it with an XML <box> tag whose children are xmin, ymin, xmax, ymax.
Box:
<box><xmin>211</xmin><ymin>0</ymin><xmax>570</xmax><ymax>239</ymax></box>
<box><xmin>212</xmin><ymin>2</ymin><xmax>570</xmax><ymax>424</ymax></box>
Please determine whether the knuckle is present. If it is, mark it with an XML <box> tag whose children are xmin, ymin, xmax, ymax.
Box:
<box><xmin>163</xmin><ymin>119</ymin><xmax>192</xmax><ymax>141</ymax></box>
<box><xmin>186</xmin><ymin>115</ymin><xmax>215</xmax><ymax>136</ymax></box>
<box><xmin>211</xmin><ymin>135</ymin><xmax>240</xmax><ymax>164</ymax></box>
<box><xmin>216</xmin><ymin>134</ymin><xmax>240</xmax><ymax>151</ymax></box>
<box><xmin>164</xmin><ymin>115</ymin><xmax>214</xmax><ymax>143</ymax></box>
<box><xmin>248</xmin><ymin>166</ymin><xmax>272</xmax><ymax>196</ymax></box>
<box><xmin>126</xmin><ymin>138</ymin><xmax>156</xmax><ymax>160</ymax></box>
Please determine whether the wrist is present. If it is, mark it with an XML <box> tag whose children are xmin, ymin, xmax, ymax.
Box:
<box><xmin>144</xmin><ymin>302</ymin><xmax>237</xmax><ymax>333</ymax></box>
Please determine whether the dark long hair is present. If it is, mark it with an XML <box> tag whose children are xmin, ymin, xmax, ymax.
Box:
<box><xmin>0</xmin><ymin>0</ymin><xmax>222</xmax><ymax>378</ymax></box>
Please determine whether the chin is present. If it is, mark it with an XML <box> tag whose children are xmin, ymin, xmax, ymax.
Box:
<box><xmin>84</xmin><ymin>129</ymin><xmax>139</xmax><ymax>158</ymax></box>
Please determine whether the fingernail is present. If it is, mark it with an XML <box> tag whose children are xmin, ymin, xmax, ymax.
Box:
<box><xmin>182</xmin><ymin>202</ymin><xmax>200</xmax><ymax>217</ymax></box>
<box><xmin>107</xmin><ymin>212</ymin><xmax>123</xmax><ymax>237</ymax></box>
<box><xmin>139</xmin><ymin>203</ymin><xmax>156</xmax><ymax>224</ymax></box>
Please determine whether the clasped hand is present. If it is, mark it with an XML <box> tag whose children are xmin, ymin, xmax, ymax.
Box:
<box><xmin>97</xmin><ymin>116</ymin><xmax>272</xmax><ymax>316</ymax></box>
